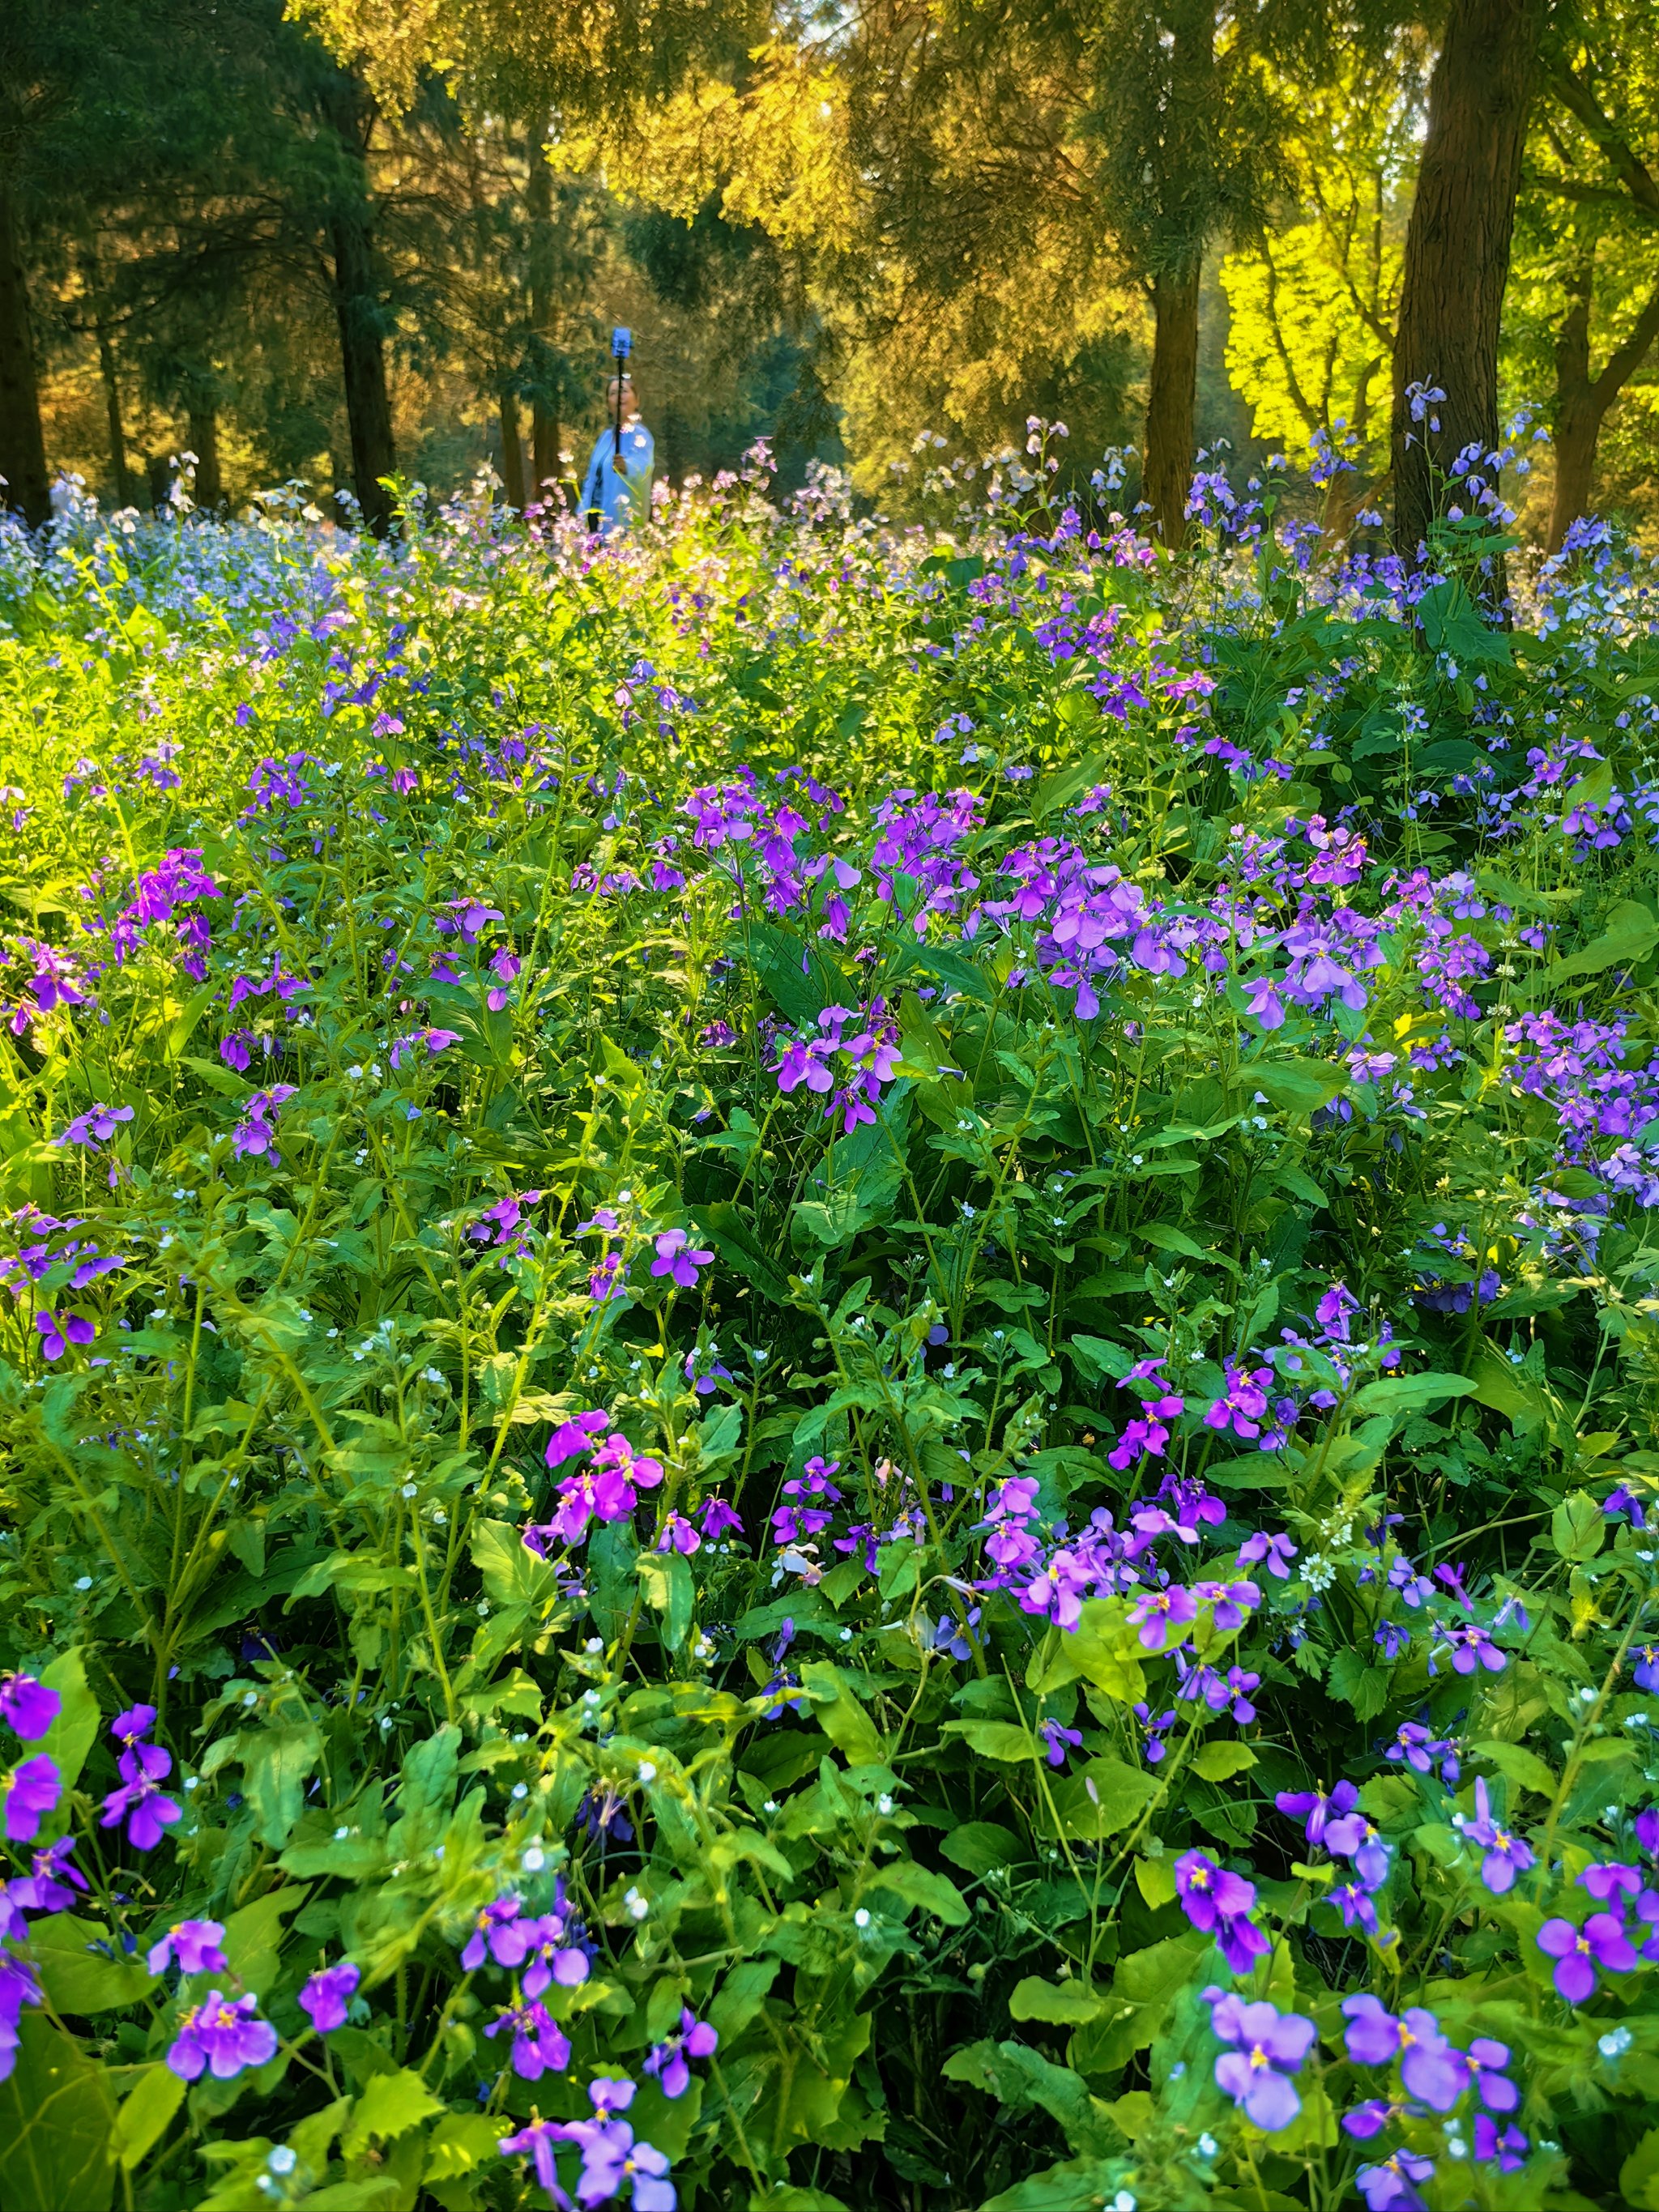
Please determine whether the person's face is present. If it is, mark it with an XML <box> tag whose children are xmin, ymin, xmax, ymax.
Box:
<box><xmin>608</xmin><ymin>377</ymin><xmax>636</xmax><ymax>418</ymax></box>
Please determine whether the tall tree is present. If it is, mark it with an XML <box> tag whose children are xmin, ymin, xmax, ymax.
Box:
<box><xmin>1389</xmin><ymin>0</ymin><xmax>1548</xmax><ymax>562</ymax></box>
<box><xmin>1520</xmin><ymin>0</ymin><xmax>1659</xmax><ymax>546</ymax></box>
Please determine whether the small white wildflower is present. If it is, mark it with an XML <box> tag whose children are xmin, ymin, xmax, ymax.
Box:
<box><xmin>638</xmin><ymin>1762</ymin><xmax>657</xmax><ymax>1784</ymax></box>
<box><xmin>625</xmin><ymin>1886</ymin><xmax>649</xmax><ymax>1921</ymax></box>
<box><xmin>522</xmin><ymin>1844</ymin><xmax>546</xmax><ymax>1873</ymax></box>
<box><xmin>853</xmin><ymin>1908</ymin><xmax>871</xmax><ymax>1929</ymax></box>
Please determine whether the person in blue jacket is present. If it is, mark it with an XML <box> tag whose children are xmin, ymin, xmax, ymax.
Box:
<box><xmin>580</xmin><ymin>373</ymin><xmax>655</xmax><ymax>534</ymax></box>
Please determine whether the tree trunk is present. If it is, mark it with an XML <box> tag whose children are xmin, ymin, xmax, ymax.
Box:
<box><xmin>188</xmin><ymin>401</ymin><xmax>223</xmax><ymax>511</ymax></box>
<box><xmin>499</xmin><ymin>388</ymin><xmax>527</xmax><ymax>509</ymax></box>
<box><xmin>1391</xmin><ymin>0</ymin><xmax>1546</xmax><ymax>569</ymax></box>
<box><xmin>1143</xmin><ymin>258</ymin><xmax>1201</xmax><ymax>548</ymax></box>
<box><xmin>1545</xmin><ymin>251</ymin><xmax>1659</xmax><ymax>552</ymax></box>
<box><xmin>322</xmin><ymin>73</ymin><xmax>395</xmax><ymax>537</ymax></box>
<box><xmin>96</xmin><ymin>322</ymin><xmax>134</xmax><ymax>507</ymax></box>
<box><xmin>526</xmin><ymin>117</ymin><xmax>560</xmax><ymax>493</ymax></box>
<box><xmin>0</xmin><ymin>177</ymin><xmax>49</xmax><ymax>528</ymax></box>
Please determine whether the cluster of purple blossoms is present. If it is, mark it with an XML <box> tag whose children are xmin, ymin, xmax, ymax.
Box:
<box><xmin>1202</xmin><ymin>1988</ymin><xmax>1316</xmax><ymax>2129</ymax></box>
<box><xmin>642</xmin><ymin>2008</ymin><xmax>719</xmax><ymax>2098</ymax></box>
<box><xmin>147</xmin><ymin>1918</ymin><xmax>228</xmax><ymax>1977</ymax></box>
<box><xmin>167</xmin><ymin>1989</ymin><xmax>280</xmax><ymax>2081</ymax></box>
<box><xmin>299</xmin><ymin>1959</ymin><xmax>360</xmax><ymax>2032</ymax></box>
<box><xmin>468</xmin><ymin>1187</ymin><xmax>544</xmax><ymax>1259</ymax></box>
<box><xmin>387</xmin><ymin>1024</ymin><xmax>460</xmax><ymax>1069</ymax></box>
<box><xmin>458</xmin><ymin>1887</ymin><xmax>590</xmax><ymax>1994</ymax></box>
<box><xmin>1533</xmin><ymin>1852</ymin><xmax>1659</xmax><ymax>1999</ymax></box>
<box><xmin>53</xmin><ymin>1102</ymin><xmax>133</xmax><ymax>1149</ymax></box>
<box><xmin>1</xmin><ymin>1669</ymin><xmax>62</xmax><ymax>1848</ymax></box>
<box><xmin>1450</xmin><ymin>1778</ymin><xmax>1534</xmax><ymax>1893</ymax></box>
<box><xmin>1277</xmin><ymin>1784</ymin><xmax>1393</xmax><ymax>1933</ymax></box>
<box><xmin>1341</xmin><ymin>1996</ymin><xmax>1528</xmax><ymax>2206</ymax></box>
<box><xmin>773</xmin><ymin>1000</ymin><xmax>903</xmax><ymax>1136</ymax></box>
<box><xmin>525</xmin><ymin>1417</ymin><xmax>665</xmax><ymax>1553</ymax></box>
<box><xmin>500</xmin><ymin>2076</ymin><xmax>675</xmax><ymax>2210</ymax></box>
<box><xmin>1175</xmin><ymin>1852</ymin><xmax>1269</xmax><ymax>1973</ymax></box>
<box><xmin>3</xmin><ymin>938</ymin><xmax>88</xmax><ymax>1034</ymax></box>
<box><xmin>231</xmin><ymin>1084</ymin><xmax>297</xmax><ymax>1163</ymax></box>
<box><xmin>32</xmin><ymin>1308</ymin><xmax>96</xmax><ymax>1363</ymax></box>
<box><xmin>100</xmin><ymin>1704</ymin><xmax>182</xmax><ymax>1851</ymax></box>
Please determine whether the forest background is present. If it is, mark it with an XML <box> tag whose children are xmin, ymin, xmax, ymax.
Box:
<box><xmin>3</xmin><ymin>0</ymin><xmax>1658</xmax><ymax>551</ymax></box>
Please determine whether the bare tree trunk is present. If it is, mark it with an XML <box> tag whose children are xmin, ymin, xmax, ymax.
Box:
<box><xmin>322</xmin><ymin>71</ymin><xmax>396</xmax><ymax>537</ymax></box>
<box><xmin>1144</xmin><ymin>258</ymin><xmax>1201</xmax><ymax>548</ymax></box>
<box><xmin>188</xmin><ymin>401</ymin><xmax>223</xmax><ymax>510</ymax></box>
<box><xmin>526</xmin><ymin>116</ymin><xmax>561</xmax><ymax>492</ymax></box>
<box><xmin>499</xmin><ymin>388</ymin><xmax>527</xmax><ymax>509</ymax></box>
<box><xmin>96</xmin><ymin>322</ymin><xmax>134</xmax><ymax>507</ymax></box>
<box><xmin>0</xmin><ymin>177</ymin><xmax>49</xmax><ymax>528</ymax></box>
<box><xmin>1391</xmin><ymin>0</ymin><xmax>1545</xmax><ymax>572</ymax></box>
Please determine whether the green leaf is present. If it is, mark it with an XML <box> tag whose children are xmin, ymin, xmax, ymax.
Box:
<box><xmin>1008</xmin><ymin>1975</ymin><xmax>1105</xmax><ymax>2024</ymax></box>
<box><xmin>1070</xmin><ymin>1933</ymin><xmax>1209</xmax><ymax>2074</ymax></box>
<box><xmin>1252</xmin><ymin>1058</ymin><xmax>1347</xmax><ymax>1115</ymax></box>
<box><xmin>1551</xmin><ymin>1490</ymin><xmax>1605</xmax><ymax>1562</ymax></box>
<box><xmin>0</xmin><ymin>2013</ymin><xmax>117</xmax><ymax>2212</ymax></box>
<box><xmin>112</xmin><ymin>2062</ymin><xmax>186</xmax><ymax>2171</ymax></box>
<box><xmin>1192</xmin><ymin>1741</ymin><xmax>1257</xmax><ymax>1782</ymax></box>
<box><xmin>1048</xmin><ymin>1756</ymin><xmax>1159</xmax><ymax>1839</ymax></box>
<box><xmin>222</xmin><ymin>1882</ymin><xmax>308</xmax><ymax>1997</ymax></box>
<box><xmin>472</xmin><ymin>1519</ymin><xmax>561</xmax><ymax>1609</ymax></box>
<box><xmin>243</xmin><ymin>1723</ymin><xmax>322</xmax><ymax>1848</ymax></box>
<box><xmin>1352</xmin><ymin>1371</ymin><xmax>1475</xmax><ymax>1414</ymax></box>
<box><xmin>867</xmin><ymin>1860</ymin><xmax>970</xmax><ymax>1925</ymax></box>
<box><xmin>342</xmin><ymin>2067</ymin><xmax>443</xmax><ymax>2156</ymax></box>
<box><xmin>800</xmin><ymin>1660</ymin><xmax>885</xmax><ymax>1765</ymax></box>
<box><xmin>1474</xmin><ymin>1741</ymin><xmax>1558</xmax><ymax>1798</ymax></box>
<box><xmin>940</xmin><ymin>1820</ymin><xmax>1024</xmax><ymax>1877</ymax></box>
<box><xmin>35</xmin><ymin>1648</ymin><xmax>100</xmax><ymax>1791</ymax></box>
<box><xmin>637</xmin><ymin>1549</ymin><xmax>694</xmax><ymax>1652</ymax></box>
<box><xmin>943</xmin><ymin>1718</ymin><xmax>1035</xmax><ymax>1762</ymax></box>
<box><xmin>27</xmin><ymin>1914</ymin><xmax>152</xmax><ymax>2014</ymax></box>
<box><xmin>1622</xmin><ymin>2125</ymin><xmax>1659</xmax><ymax>2211</ymax></box>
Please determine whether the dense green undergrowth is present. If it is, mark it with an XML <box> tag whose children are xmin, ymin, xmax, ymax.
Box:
<box><xmin>5</xmin><ymin>462</ymin><xmax>1659</xmax><ymax>2211</ymax></box>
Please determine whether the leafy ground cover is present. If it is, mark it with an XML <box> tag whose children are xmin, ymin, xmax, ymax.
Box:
<box><xmin>3</xmin><ymin>454</ymin><xmax>1659</xmax><ymax>2212</ymax></box>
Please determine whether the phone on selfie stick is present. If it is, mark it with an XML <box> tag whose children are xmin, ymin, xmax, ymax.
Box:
<box><xmin>589</xmin><ymin>326</ymin><xmax>631</xmax><ymax>531</ymax></box>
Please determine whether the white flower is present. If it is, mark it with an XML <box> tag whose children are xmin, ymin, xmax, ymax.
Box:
<box><xmin>853</xmin><ymin>1907</ymin><xmax>871</xmax><ymax>1928</ymax></box>
<box><xmin>638</xmin><ymin>1762</ymin><xmax>657</xmax><ymax>1784</ymax></box>
<box><xmin>625</xmin><ymin>1886</ymin><xmax>649</xmax><ymax>1921</ymax></box>
<box><xmin>522</xmin><ymin>1844</ymin><xmax>546</xmax><ymax>1873</ymax></box>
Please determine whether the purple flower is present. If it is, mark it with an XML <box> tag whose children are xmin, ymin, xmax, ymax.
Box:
<box><xmin>147</xmin><ymin>1918</ymin><xmax>228</xmax><ymax>1977</ymax></box>
<box><xmin>298</xmin><ymin>1961</ymin><xmax>360</xmax><ymax>2033</ymax></box>
<box><xmin>573</xmin><ymin>2121</ymin><xmax>676</xmax><ymax>2211</ymax></box>
<box><xmin>54</xmin><ymin>1102</ymin><xmax>133</xmax><ymax>1148</ymax></box>
<box><xmin>111</xmin><ymin>1703</ymin><xmax>159</xmax><ymax>1751</ymax></box>
<box><xmin>99</xmin><ymin>1767</ymin><xmax>181</xmax><ymax>1851</ymax></box>
<box><xmin>1636</xmin><ymin>1806</ymin><xmax>1659</xmax><ymax>1858</ymax></box>
<box><xmin>484</xmin><ymin>1998</ymin><xmax>571</xmax><ymax>2080</ymax></box>
<box><xmin>1466</xmin><ymin>2037</ymin><xmax>1517</xmax><ymax>2114</ymax></box>
<box><xmin>1277</xmin><ymin>1780</ymin><xmax>1358</xmax><ymax>1848</ymax></box>
<box><xmin>1126</xmin><ymin>1583</ymin><xmax>1197</xmax><ymax>1652</ymax></box>
<box><xmin>1580</xmin><ymin>1860</ymin><xmax>1642</xmax><ymax>1904</ymax></box>
<box><xmin>33</xmin><ymin>1310</ymin><xmax>96</xmax><ymax>1362</ymax></box>
<box><xmin>1235</xmin><ymin>1528</ymin><xmax>1297</xmax><ymax>1578</ymax></box>
<box><xmin>1537</xmin><ymin>1911</ymin><xmax>1639</xmax><ymax>2001</ymax></box>
<box><xmin>3</xmin><ymin>1755</ymin><xmax>61</xmax><ymax>1842</ymax></box>
<box><xmin>0</xmin><ymin>1953</ymin><xmax>43</xmax><ymax>2082</ymax></box>
<box><xmin>166</xmin><ymin>1989</ymin><xmax>279</xmax><ymax>2080</ymax></box>
<box><xmin>1205</xmin><ymin>1988</ymin><xmax>1316</xmax><ymax>2130</ymax></box>
<box><xmin>1324</xmin><ymin>1809</ymin><xmax>1392</xmax><ymax>1890</ymax></box>
<box><xmin>1175</xmin><ymin>1850</ymin><xmax>1269</xmax><ymax>1972</ymax></box>
<box><xmin>459</xmin><ymin>1895</ymin><xmax>527</xmax><ymax>1971</ymax></box>
<box><xmin>1038</xmin><ymin>1720</ymin><xmax>1083</xmax><ymax>1768</ymax></box>
<box><xmin>1341</xmin><ymin>1996</ymin><xmax>1467</xmax><ymax>2109</ymax></box>
<box><xmin>699</xmin><ymin>1497</ymin><xmax>743</xmax><ymax>1541</ymax></box>
<box><xmin>0</xmin><ymin>1672</ymin><xmax>60</xmax><ymax>1742</ymax></box>
<box><xmin>642</xmin><ymin>2007</ymin><xmax>719</xmax><ymax>2098</ymax></box>
<box><xmin>8</xmin><ymin>1836</ymin><xmax>86</xmax><ymax>1913</ymax></box>
<box><xmin>499</xmin><ymin>2114</ymin><xmax>572</xmax><ymax>2203</ymax></box>
<box><xmin>1356</xmin><ymin>2151</ymin><xmax>1435</xmax><ymax>2211</ymax></box>
<box><xmin>649</xmin><ymin>1230</ymin><xmax>714</xmax><ymax>1289</ymax></box>
<box><xmin>544</xmin><ymin>1409</ymin><xmax>609</xmax><ymax>1470</ymax></box>
<box><xmin>1474</xmin><ymin>2116</ymin><xmax>1527</xmax><ymax>2171</ymax></box>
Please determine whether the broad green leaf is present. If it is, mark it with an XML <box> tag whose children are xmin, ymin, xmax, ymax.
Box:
<box><xmin>1070</xmin><ymin>1932</ymin><xmax>1209</xmax><ymax>2074</ymax></box>
<box><xmin>637</xmin><ymin>1549</ymin><xmax>695</xmax><ymax>1652</ymax></box>
<box><xmin>0</xmin><ymin>2013</ymin><xmax>117</xmax><ymax>2212</ymax></box>
<box><xmin>1048</xmin><ymin>1756</ymin><xmax>1159</xmax><ymax>1839</ymax></box>
<box><xmin>28</xmin><ymin>1913</ymin><xmax>151</xmax><ymax>2014</ymax></box>
<box><xmin>1191</xmin><ymin>1741</ymin><xmax>1257</xmax><ymax>1782</ymax></box>
<box><xmin>940</xmin><ymin>1820</ymin><xmax>1024</xmax><ymax>1877</ymax></box>
<box><xmin>35</xmin><ymin>1648</ymin><xmax>100</xmax><ymax>1792</ymax></box>
<box><xmin>867</xmin><ymin>1860</ymin><xmax>970</xmax><ymax>1925</ymax></box>
<box><xmin>1009</xmin><ymin>1975</ymin><xmax>1105</xmax><ymax>2024</ymax></box>
<box><xmin>943</xmin><ymin>1718</ymin><xmax>1035</xmax><ymax>1762</ymax></box>
<box><xmin>1474</xmin><ymin>1741</ymin><xmax>1557</xmax><ymax>1798</ymax></box>
<box><xmin>1352</xmin><ymin>1371</ymin><xmax>1474</xmax><ymax>1414</ymax></box>
<box><xmin>342</xmin><ymin>2067</ymin><xmax>443</xmax><ymax>2155</ymax></box>
<box><xmin>1551</xmin><ymin>1490</ymin><xmax>1604</xmax><ymax>1562</ymax></box>
<box><xmin>112</xmin><ymin>2062</ymin><xmax>186</xmax><ymax>2171</ymax></box>
<box><xmin>799</xmin><ymin>1660</ymin><xmax>884</xmax><ymax>1765</ymax></box>
<box><xmin>243</xmin><ymin>1723</ymin><xmax>322</xmax><ymax>1848</ymax></box>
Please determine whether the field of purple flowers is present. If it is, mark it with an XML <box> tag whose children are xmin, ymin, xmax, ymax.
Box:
<box><xmin>3</xmin><ymin>450</ymin><xmax>1659</xmax><ymax>2212</ymax></box>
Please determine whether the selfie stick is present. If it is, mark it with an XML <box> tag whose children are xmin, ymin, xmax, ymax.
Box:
<box><xmin>612</xmin><ymin>326</ymin><xmax>631</xmax><ymax>479</ymax></box>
